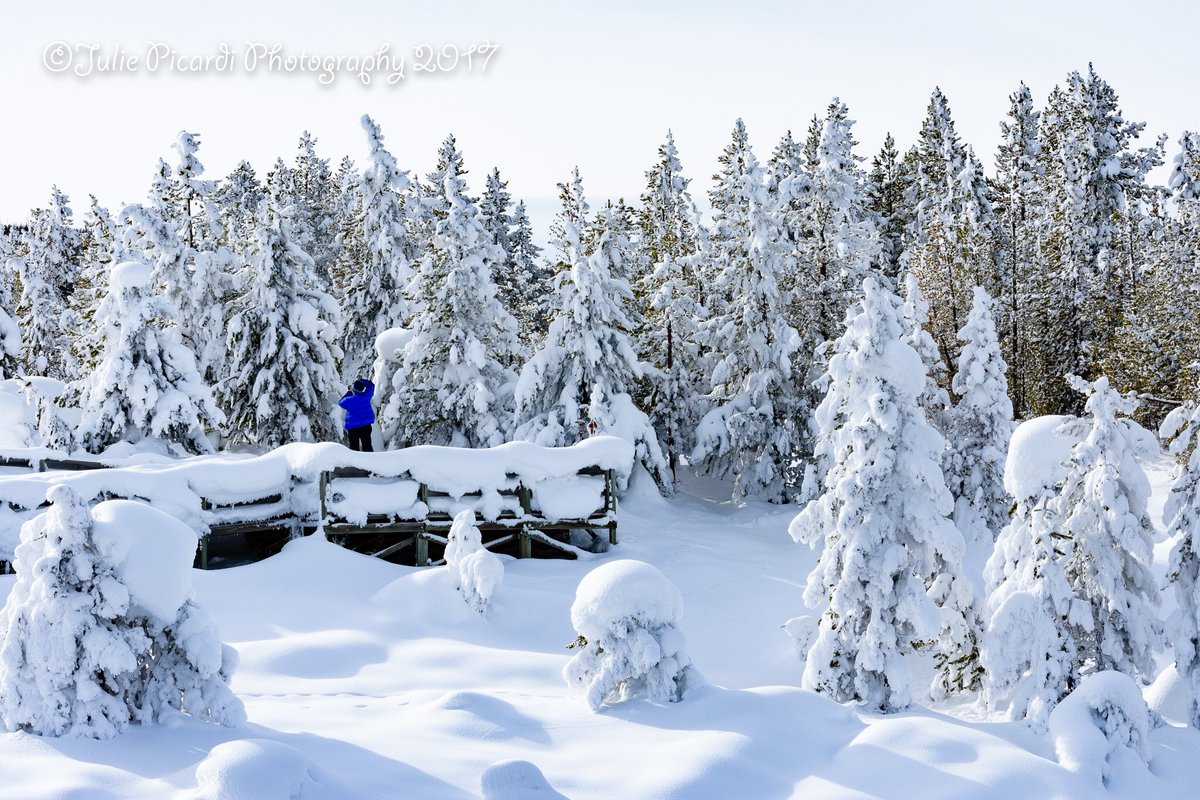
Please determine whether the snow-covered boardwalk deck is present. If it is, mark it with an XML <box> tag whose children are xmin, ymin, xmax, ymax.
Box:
<box><xmin>0</xmin><ymin>437</ymin><xmax>634</xmax><ymax>570</ymax></box>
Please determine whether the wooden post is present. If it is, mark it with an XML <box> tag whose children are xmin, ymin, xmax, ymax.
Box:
<box><xmin>198</xmin><ymin>535</ymin><xmax>209</xmax><ymax>570</ymax></box>
<box><xmin>415</xmin><ymin>529</ymin><xmax>429</xmax><ymax>566</ymax></box>
<box><xmin>318</xmin><ymin>471</ymin><xmax>328</xmax><ymax>522</ymax></box>
<box><xmin>518</xmin><ymin>524</ymin><xmax>532</xmax><ymax>559</ymax></box>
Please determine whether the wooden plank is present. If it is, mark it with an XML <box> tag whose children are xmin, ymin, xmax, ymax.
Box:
<box><xmin>370</xmin><ymin>537</ymin><xmax>416</xmax><ymax>560</ymax></box>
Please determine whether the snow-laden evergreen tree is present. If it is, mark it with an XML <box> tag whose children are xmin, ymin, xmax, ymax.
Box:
<box><xmin>515</xmin><ymin>172</ymin><xmax>666</xmax><ymax>482</ymax></box>
<box><xmin>0</xmin><ymin>273</ymin><xmax>20</xmax><ymax>379</ymax></box>
<box><xmin>945</xmin><ymin>287</ymin><xmax>1013</xmax><ymax>543</ymax></box>
<box><xmin>480</xmin><ymin>167</ymin><xmax>548</xmax><ymax>353</ymax></box>
<box><xmin>290</xmin><ymin>131</ymin><xmax>340</xmax><ymax>281</ymax></box>
<box><xmin>1161</xmin><ymin>383</ymin><xmax>1200</xmax><ymax>729</ymax></box>
<box><xmin>637</xmin><ymin>132</ymin><xmax>707</xmax><ymax>481</ymax></box>
<box><xmin>692</xmin><ymin>120</ymin><xmax>801</xmax><ymax>503</ymax></box>
<box><xmin>790</xmin><ymin>277</ymin><xmax>978</xmax><ymax>710</ymax></box>
<box><xmin>215</xmin><ymin>160</ymin><xmax>266</xmax><ymax>256</ymax></box>
<box><xmin>0</xmin><ymin>487</ymin><xmax>244</xmax><ymax>738</ymax></box>
<box><xmin>75</xmin><ymin>261</ymin><xmax>223</xmax><ymax>455</ymax></box>
<box><xmin>788</xmin><ymin>100</ymin><xmax>880</xmax><ymax>346</ymax></box>
<box><xmin>903</xmin><ymin>89</ymin><xmax>997</xmax><ymax>367</ymax></box>
<box><xmin>983</xmin><ymin>414</ymin><xmax>1084</xmax><ymax>726</ymax></box>
<box><xmin>216</xmin><ymin>191</ymin><xmax>343</xmax><ymax>447</ymax></box>
<box><xmin>1054</xmin><ymin>376</ymin><xmax>1162</xmax><ymax>679</ymax></box>
<box><xmin>507</xmin><ymin>199</ymin><xmax>548</xmax><ymax>345</ymax></box>
<box><xmin>342</xmin><ymin>115</ymin><xmax>414</xmax><ymax>380</ymax></box>
<box><xmin>1161</xmin><ymin>385</ymin><xmax>1200</xmax><ymax>728</ymax></box>
<box><xmin>899</xmin><ymin>275</ymin><xmax>952</xmax><ymax>435</ymax></box>
<box><xmin>16</xmin><ymin>187</ymin><xmax>81</xmax><ymax>379</ymax></box>
<box><xmin>68</xmin><ymin>197</ymin><xmax>128</xmax><ymax>376</ymax></box>
<box><xmin>1028</xmin><ymin>67</ymin><xmax>1163</xmax><ymax>414</ymax></box>
<box><xmin>865</xmin><ymin>132</ymin><xmax>910</xmax><ymax>283</ymax></box>
<box><xmin>993</xmin><ymin>83</ymin><xmax>1042</xmax><ymax>416</ymax></box>
<box><xmin>378</xmin><ymin>137</ymin><xmax>520</xmax><ymax>448</ymax></box>
<box><xmin>514</xmin><ymin>174</ymin><xmax>636</xmax><ymax>438</ymax></box>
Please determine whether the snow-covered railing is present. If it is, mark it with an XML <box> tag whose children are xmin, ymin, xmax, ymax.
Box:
<box><xmin>0</xmin><ymin>437</ymin><xmax>635</xmax><ymax>569</ymax></box>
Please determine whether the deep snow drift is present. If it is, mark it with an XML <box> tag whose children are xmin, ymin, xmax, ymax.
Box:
<box><xmin>0</xmin><ymin>459</ymin><xmax>1197</xmax><ymax>798</ymax></box>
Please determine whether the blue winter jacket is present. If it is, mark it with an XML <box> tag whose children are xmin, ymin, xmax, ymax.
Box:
<box><xmin>338</xmin><ymin>380</ymin><xmax>376</xmax><ymax>429</ymax></box>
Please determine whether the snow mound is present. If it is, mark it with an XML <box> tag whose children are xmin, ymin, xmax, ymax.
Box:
<box><xmin>1144</xmin><ymin>663</ymin><xmax>1192</xmax><ymax>725</ymax></box>
<box><xmin>109</xmin><ymin>260</ymin><xmax>153</xmax><ymax>292</ymax></box>
<box><xmin>374</xmin><ymin>326</ymin><xmax>413</xmax><ymax>364</ymax></box>
<box><xmin>90</xmin><ymin>498</ymin><xmax>198</xmax><ymax>625</ymax></box>
<box><xmin>193</xmin><ymin>739</ymin><xmax>318</xmax><ymax>800</ymax></box>
<box><xmin>1048</xmin><ymin>671</ymin><xmax>1153</xmax><ymax>782</ymax></box>
<box><xmin>531</xmin><ymin>475</ymin><xmax>604</xmax><ymax>520</ymax></box>
<box><xmin>570</xmin><ymin>559</ymin><xmax>682</xmax><ymax>639</ymax></box>
<box><xmin>480</xmin><ymin>760</ymin><xmax>568</xmax><ymax>800</ymax></box>
<box><xmin>1004</xmin><ymin>415</ymin><xmax>1081</xmax><ymax>499</ymax></box>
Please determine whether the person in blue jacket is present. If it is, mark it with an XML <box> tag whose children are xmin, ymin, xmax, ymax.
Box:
<box><xmin>338</xmin><ymin>378</ymin><xmax>375</xmax><ymax>451</ymax></box>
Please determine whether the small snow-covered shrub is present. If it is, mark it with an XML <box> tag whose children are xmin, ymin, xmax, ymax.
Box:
<box><xmin>481</xmin><ymin>759</ymin><xmax>568</xmax><ymax>800</ymax></box>
<box><xmin>1048</xmin><ymin>671</ymin><xmax>1152</xmax><ymax>782</ymax></box>
<box><xmin>564</xmin><ymin>559</ymin><xmax>698</xmax><ymax>711</ymax></box>
<box><xmin>445</xmin><ymin>509</ymin><xmax>503</xmax><ymax>613</ymax></box>
<box><xmin>0</xmin><ymin>486</ymin><xmax>244</xmax><ymax>738</ymax></box>
<box><xmin>783</xmin><ymin>615</ymin><xmax>819</xmax><ymax>662</ymax></box>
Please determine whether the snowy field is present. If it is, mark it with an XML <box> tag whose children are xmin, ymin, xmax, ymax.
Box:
<box><xmin>0</xmin><ymin>458</ymin><xmax>1198</xmax><ymax>799</ymax></box>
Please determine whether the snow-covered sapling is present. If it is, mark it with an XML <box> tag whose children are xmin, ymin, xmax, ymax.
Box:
<box><xmin>444</xmin><ymin>509</ymin><xmax>503</xmax><ymax>614</ymax></box>
<box><xmin>564</xmin><ymin>559</ymin><xmax>699</xmax><ymax>711</ymax></box>
<box><xmin>0</xmin><ymin>487</ymin><xmax>244</xmax><ymax>738</ymax></box>
<box><xmin>1047</xmin><ymin>671</ymin><xmax>1153</xmax><ymax>782</ymax></box>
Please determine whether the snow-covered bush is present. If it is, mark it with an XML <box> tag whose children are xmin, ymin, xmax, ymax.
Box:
<box><xmin>481</xmin><ymin>759</ymin><xmax>568</xmax><ymax>800</ymax></box>
<box><xmin>0</xmin><ymin>487</ymin><xmax>244</xmax><ymax>738</ymax></box>
<box><xmin>444</xmin><ymin>509</ymin><xmax>503</xmax><ymax>613</ymax></box>
<box><xmin>564</xmin><ymin>559</ymin><xmax>698</xmax><ymax>711</ymax></box>
<box><xmin>1048</xmin><ymin>671</ymin><xmax>1153</xmax><ymax>782</ymax></box>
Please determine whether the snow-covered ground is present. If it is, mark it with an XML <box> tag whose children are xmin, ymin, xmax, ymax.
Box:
<box><xmin>1</xmin><ymin>461</ymin><xmax>1198</xmax><ymax>799</ymax></box>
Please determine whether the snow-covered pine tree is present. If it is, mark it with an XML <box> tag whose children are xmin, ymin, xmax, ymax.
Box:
<box><xmin>0</xmin><ymin>486</ymin><xmax>244</xmax><ymax>738</ymax></box>
<box><xmin>515</xmin><ymin>170</ymin><xmax>665</xmax><ymax>482</ymax></box>
<box><xmin>981</xmin><ymin>416</ymin><xmax>1080</xmax><ymax>727</ymax></box>
<box><xmin>479</xmin><ymin>167</ymin><xmax>547</xmax><ymax>353</ymax></box>
<box><xmin>0</xmin><ymin>264</ymin><xmax>20</xmax><ymax>379</ymax></box>
<box><xmin>903</xmin><ymin>89</ymin><xmax>997</xmax><ymax>368</ymax></box>
<box><xmin>993</xmin><ymin>83</ymin><xmax>1043</xmax><ymax>416</ymax></box>
<box><xmin>792</xmin><ymin>99</ymin><xmax>880</xmax><ymax>346</ymax></box>
<box><xmin>290</xmin><ymin>131</ymin><xmax>340</xmax><ymax>282</ymax></box>
<box><xmin>378</xmin><ymin>136</ymin><xmax>520</xmax><ymax>448</ymax></box>
<box><xmin>215</xmin><ymin>160</ymin><xmax>266</xmax><ymax>256</ymax></box>
<box><xmin>900</xmin><ymin>275</ymin><xmax>952</xmax><ymax>436</ymax></box>
<box><xmin>1161</xmin><ymin>384</ymin><xmax>1200</xmax><ymax>728</ymax></box>
<box><xmin>945</xmin><ymin>287</ymin><xmax>1014</xmax><ymax>544</ymax></box>
<box><xmin>637</xmin><ymin>132</ymin><xmax>707</xmax><ymax>482</ymax></box>
<box><xmin>865</xmin><ymin>133</ymin><xmax>910</xmax><ymax>282</ymax></box>
<box><xmin>790</xmin><ymin>276</ymin><xmax>978</xmax><ymax>710</ymax></box>
<box><xmin>216</xmin><ymin>190</ymin><xmax>342</xmax><ymax>447</ymax></box>
<box><xmin>691</xmin><ymin>120</ymin><xmax>801</xmax><ymax>503</ymax></box>
<box><xmin>1028</xmin><ymin>67</ymin><xmax>1162</xmax><ymax>414</ymax></box>
<box><xmin>16</xmin><ymin>187</ymin><xmax>81</xmax><ymax>379</ymax></box>
<box><xmin>1054</xmin><ymin>376</ymin><xmax>1162</xmax><ymax>679</ymax></box>
<box><xmin>75</xmin><ymin>261</ymin><xmax>223</xmax><ymax>455</ymax></box>
<box><xmin>507</xmin><ymin>199</ymin><xmax>548</xmax><ymax>344</ymax></box>
<box><xmin>342</xmin><ymin>115</ymin><xmax>414</xmax><ymax>380</ymax></box>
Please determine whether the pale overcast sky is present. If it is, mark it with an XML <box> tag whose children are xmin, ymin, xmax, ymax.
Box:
<box><xmin>1</xmin><ymin>0</ymin><xmax>1195</xmax><ymax>240</ymax></box>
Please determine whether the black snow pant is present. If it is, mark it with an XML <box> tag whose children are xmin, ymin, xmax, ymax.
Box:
<box><xmin>347</xmin><ymin>424</ymin><xmax>374</xmax><ymax>452</ymax></box>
